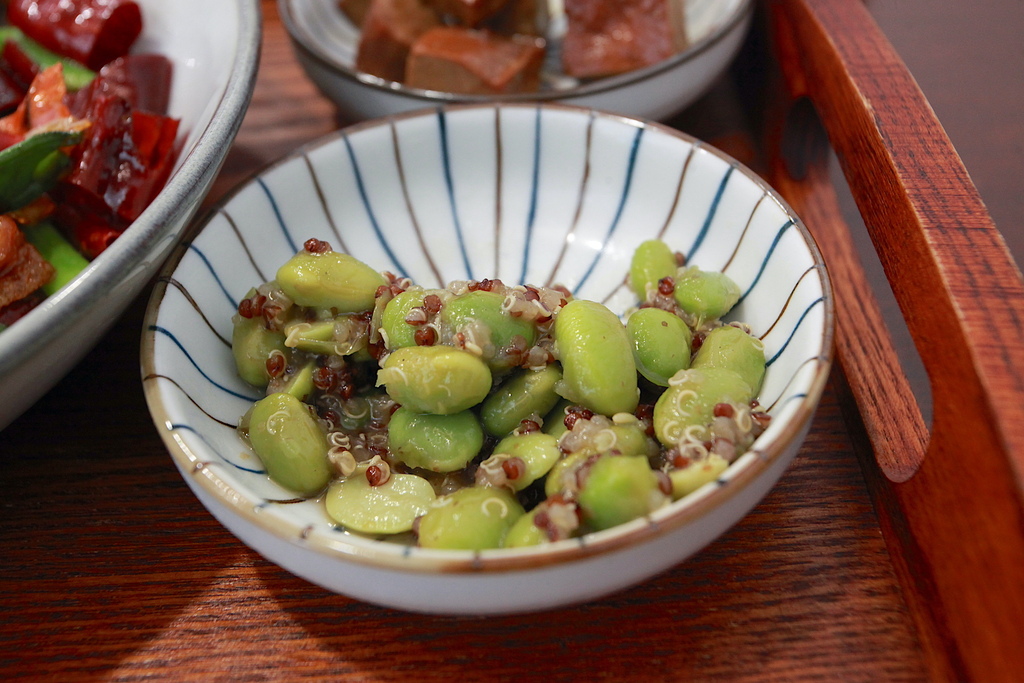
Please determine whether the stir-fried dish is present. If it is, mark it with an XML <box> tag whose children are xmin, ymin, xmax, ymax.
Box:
<box><xmin>0</xmin><ymin>0</ymin><xmax>178</xmax><ymax>331</ymax></box>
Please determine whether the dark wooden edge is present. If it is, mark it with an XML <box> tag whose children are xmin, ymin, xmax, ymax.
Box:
<box><xmin>755</xmin><ymin>0</ymin><xmax>1024</xmax><ymax>680</ymax></box>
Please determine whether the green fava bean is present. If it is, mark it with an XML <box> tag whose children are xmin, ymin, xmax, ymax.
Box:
<box><xmin>276</xmin><ymin>250</ymin><xmax>386</xmax><ymax>313</ymax></box>
<box><xmin>673</xmin><ymin>266</ymin><xmax>741</xmax><ymax>322</ymax></box>
<box><xmin>278</xmin><ymin>361</ymin><xmax>315</xmax><ymax>401</ymax></box>
<box><xmin>283</xmin><ymin>316</ymin><xmax>366</xmax><ymax>356</ymax></box>
<box><xmin>629</xmin><ymin>239</ymin><xmax>678</xmax><ymax>301</ymax></box>
<box><xmin>652</xmin><ymin>367</ymin><xmax>754</xmax><ymax>447</ymax></box>
<box><xmin>554</xmin><ymin>299</ymin><xmax>639</xmax><ymax>417</ymax></box>
<box><xmin>503</xmin><ymin>508</ymin><xmax>549</xmax><ymax>548</ymax></box>
<box><xmin>232</xmin><ymin>313</ymin><xmax>287</xmax><ymax>388</ymax></box>
<box><xmin>626</xmin><ymin>307</ymin><xmax>692</xmax><ymax>386</ymax></box>
<box><xmin>577</xmin><ymin>455</ymin><xmax>666</xmax><ymax>531</ymax></box>
<box><xmin>282</xmin><ymin>319</ymin><xmax>336</xmax><ymax>355</ymax></box>
<box><xmin>247</xmin><ymin>392</ymin><xmax>331</xmax><ymax>496</ymax></box>
<box><xmin>692</xmin><ymin>324</ymin><xmax>766</xmax><ymax>394</ymax></box>
<box><xmin>544</xmin><ymin>450</ymin><xmax>591</xmax><ymax>498</ymax></box>
<box><xmin>542</xmin><ymin>398</ymin><xmax>574</xmax><ymax>439</ymax></box>
<box><xmin>486</xmin><ymin>432</ymin><xmax>561</xmax><ymax>491</ymax></box>
<box><xmin>669</xmin><ymin>454</ymin><xmax>729</xmax><ymax>500</ymax></box>
<box><xmin>380</xmin><ymin>288</ymin><xmax>449</xmax><ymax>349</ymax></box>
<box><xmin>388</xmin><ymin>407</ymin><xmax>483</xmax><ymax>472</ymax></box>
<box><xmin>325</xmin><ymin>463</ymin><xmax>436</xmax><ymax>534</ymax></box>
<box><xmin>566</xmin><ymin>420</ymin><xmax>657</xmax><ymax>460</ymax></box>
<box><xmin>417</xmin><ymin>486</ymin><xmax>525</xmax><ymax>550</ymax></box>
<box><xmin>377</xmin><ymin>345</ymin><xmax>492</xmax><ymax>414</ymax></box>
<box><xmin>441</xmin><ymin>290</ymin><xmax>537</xmax><ymax>371</ymax></box>
<box><xmin>480</xmin><ymin>364</ymin><xmax>562</xmax><ymax>437</ymax></box>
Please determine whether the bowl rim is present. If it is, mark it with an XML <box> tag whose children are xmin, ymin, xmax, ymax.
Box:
<box><xmin>0</xmin><ymin>0</ymin><xmax>262</xmax><ymax>382</ymax></box>
<box><xmin>142</xmin><ymin>101</ymin><xmax>835</xmax><ymax>575</ymax></box>
<box><xmin>277</xmin><ymin>0</ymin><xmax>754</xmax><ymax>105</ymax></box>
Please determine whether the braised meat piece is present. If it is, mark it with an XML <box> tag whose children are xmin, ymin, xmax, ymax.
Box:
<box><xmin>483</xmin><ymin>0</ymin><xmax>548</xmax><ymax>37</ymax></box>
<box><xmin>561</xmin><ymin>0</ymin><xmax>688</xmax><ymax>79</ymax></box>
<box><xmin>355</xmin><ymin>0</ymin><xmax>441</xmax><ymax>82</ymax></box>
<box><xmin>0</xmin><ymin>216</ymin><xmax>53</xmax><ymax>309</ymax></box>
<box><xmin>406</xmin><ymin>26</ymin><xmax>544</xmax><ymax>94</ymax></box>
<box><xmin>6</xmin><ymin>0</ymin><xmax>142</xmax><ymax>72</ymax></box>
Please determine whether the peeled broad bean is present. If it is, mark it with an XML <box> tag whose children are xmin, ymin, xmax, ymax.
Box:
<box><xmin>629</xmin><ymin>239</ymin><xmax>678</xmax><ymax>300</ymax></box>
<box><xmin>652</xmin><ymin>367</ymin><xmax>754</xmax><ymax>447</ymax></box>
<box><xmin>417</xmin><ymin>486</ymin><xmax>525</xmax><ymax>550</ymax></box>
<box><xmin>503</xmin><ymin>508</ymin><xmax>549</xmax><ymax>548</ymax></box>
<box><xmin>577</xmin><ymin>455</ymin><xmax>666</xmax><ymax>531</ymax></box>
<box><xmin>692</xmin><ymin>324</ymin><xmax>766</xmax><ymax>394</ymax></box>
<box><xmin>567</xmin><ymin>419</ymin><xmax>658</xmax><ymax>460</ymax></box>
<box><xmin>480</xmin><ymin>364</ymin><xmax>562</xmax><ymax>437</ymax></box>
<box><xmin>626</xmin><ymin>307</ymin><xmax>692</xmax><ymax>386</ymax></box>
<box><xmin>380</xmin><ymin>288</ymin><xmax>449</xmax><ymax>349</ymax></box>
<box><xmin>541</xmin><ymin>399</ymin><xmax>574</xmax><ymax>439</ymax></box>
<box><xmin>325</xmin><ymin>463</ymin><xmax>436</xmax><ymax>534</ymax></box>
<box><xmin>673</xmin><ymin>266</ymin><xmax>741</xmax><ymax>322</ymax></box>
<box><xmin>547</xmin><ymin>416</ymin><xmax>657</xmax><ymax>496</ymax></box>
<box><xmin>276</xmin><ymin>250</ymin><xmax>386</xmax><ymax>313</ymax></box>
<box><xmin>278</xmin><ymin>361</ymin><xmax>315</xmax><ymax>401</ymax></box>
<box><xmin>440</xmin><ymin>290</ymin><xmax>537</xmax><ymax>371</ymax></box>
<box><xmin>388</xmin><ymin>407</ymin><xmax>483</xmax><ymax>472</ymax></box>
<box><xmin>232</xmin><ymin>314</ymin><xmax>287</xmax><ymax>388</ymax></box>
<box><xmin>282</xmin><ymin>319</ymin><xmax>336</xmax><ymax>355</ymax></box>
<box><xmin>544</xmin><ymin>450</ymin><xmax>591</xmax><ymax>498</ymax></box>
<box><xmin>554</xmin><ymin>299</ymin><xmax>639</xmax><ymax>417</ymax></box>
<box><xmin>247</xmin><ymin>392</ymin><xmax>331</xmax><ymax>496</ymax></box>
<box><xmin>283</xmin><ymin>316</ymin><xmax>366</xmax><ymax>356</ymax></box>
<box><xmin>376</xmin><ymin>345</ymin><xmax>492</xmax><ymax>414</ymax></box>
<box><xmin>485</xmin><ymin>432</ymin><xmax>561</xmax><ymax>491</ymax></box>
<box><xmin>669</xmin><ymin>454</ymin><xmax>729</xmax><ymax>500</ymax></box>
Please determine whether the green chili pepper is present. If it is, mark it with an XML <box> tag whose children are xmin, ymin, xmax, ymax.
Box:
<box><xmin>0</xmin><ymin>27</ymin><xmax>96</xmax><ymax>91</ymax></box>
<box><xmin>0</xmin><ymin>130</ymin><xmax>83</xmax><ymax>212</ymax></box>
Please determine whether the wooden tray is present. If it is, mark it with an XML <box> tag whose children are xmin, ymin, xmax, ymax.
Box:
<box><xmin>2</xmin><ymin>1</ymin><xmax>1021</xmax><ymax>679</ymax></box>
<box><xmin>760</xmin><ymin>0</ymin><xmax>1024</xmax><ymax>679</ymax></box>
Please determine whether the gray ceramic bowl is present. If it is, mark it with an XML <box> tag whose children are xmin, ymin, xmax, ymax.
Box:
<box><xmin>279</xmin><ymin>0</ymin><xmax>753</xmax><ymax>122</ymax></box>
<box><xmin>143</xmin><ymin>103</ymin><xmax>834</xmax><ymax>615</ymax></box>
<box><xmin>0</xmin><ymin>0</ymin><xmax>262</xmax><ymax>430</ymax></box>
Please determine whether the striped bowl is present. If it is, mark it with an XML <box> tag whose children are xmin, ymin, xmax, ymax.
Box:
<box><xmin>142</xmin><ymin>103</ymin><xmax>834</xmax><ymax>615</ymax></box>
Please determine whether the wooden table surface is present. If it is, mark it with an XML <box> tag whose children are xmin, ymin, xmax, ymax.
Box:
<box><xmin>2</xmin><ymin>1</ymin><xmax>1021</xmax><ymax>680</ymax></box>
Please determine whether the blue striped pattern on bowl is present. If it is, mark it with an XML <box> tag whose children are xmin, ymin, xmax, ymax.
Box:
<box><xmin>141</xmin><ymin>103</ymin><xmax>832</xmax><ymax>592</ymax></box>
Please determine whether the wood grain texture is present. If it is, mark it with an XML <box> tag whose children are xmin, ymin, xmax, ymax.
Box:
<box><xmin>764</xmin><ymin>0</ymin><xmax>1024</xmax><ymax>679</ymax></box>
<box><xmin>6</xmin><ymin>0</ymin><xmax>1019</xmax><ymax>677</ymax></box>
<box><xmin>1</xmin><ymin>299</ymin><xmax>926</xmax><ymax>680</ymax></box>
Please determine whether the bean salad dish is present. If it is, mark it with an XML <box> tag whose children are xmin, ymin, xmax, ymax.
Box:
<box><xmin>232</xmin><ymin>237</ymin><xmax>770</xmax><ymax>550</ymax></box>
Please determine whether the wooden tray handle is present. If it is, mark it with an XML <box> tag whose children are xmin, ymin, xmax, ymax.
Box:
<box><xmin>759</xmin><ymin>0</ymin><xmax>1024</xmax><ymax>679</ymax></box>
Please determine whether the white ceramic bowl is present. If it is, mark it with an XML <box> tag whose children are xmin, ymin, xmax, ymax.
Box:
<box><xmin>0</xmin><ymin>0</ymin><xmax>261</xmax><ymax>431</ymax></box>
<box><xmin>142</xmin><ymin>103</ymin><xmax>834</xmax><ymax>615</ymax></box>
<box><xmin>279</xmin><ymin>0</ymin><xmax>752</xmax><ymax>122</ymax></box>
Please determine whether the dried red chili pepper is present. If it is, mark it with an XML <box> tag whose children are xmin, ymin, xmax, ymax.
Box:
<box><xmin>6</xmin><ymin>0</ymin><xmax>143</xmax><ymax>72</ymax></box>
<box><xmin>54</xmin><ymin>60</ymin><xmax>180</xmax><ymax>254</ymax></box>
<box><xmin>69</xmin><ymin>54</ymin><xmax>174</xmax><ymax>115</ymax></box>
<box><xmin>71</xmin><ymin>214</ymin><xmax>121</xmax><ymax>259</ymax></box>
<box><xmin>0</xmin><ymin>40</ymin><xmax>37</xmax><ymax>92</ymax></box>
<box><xmin>0</xmin><ymin>70</ymin><xmax>25</xmax><ymax>116</ymax></box>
